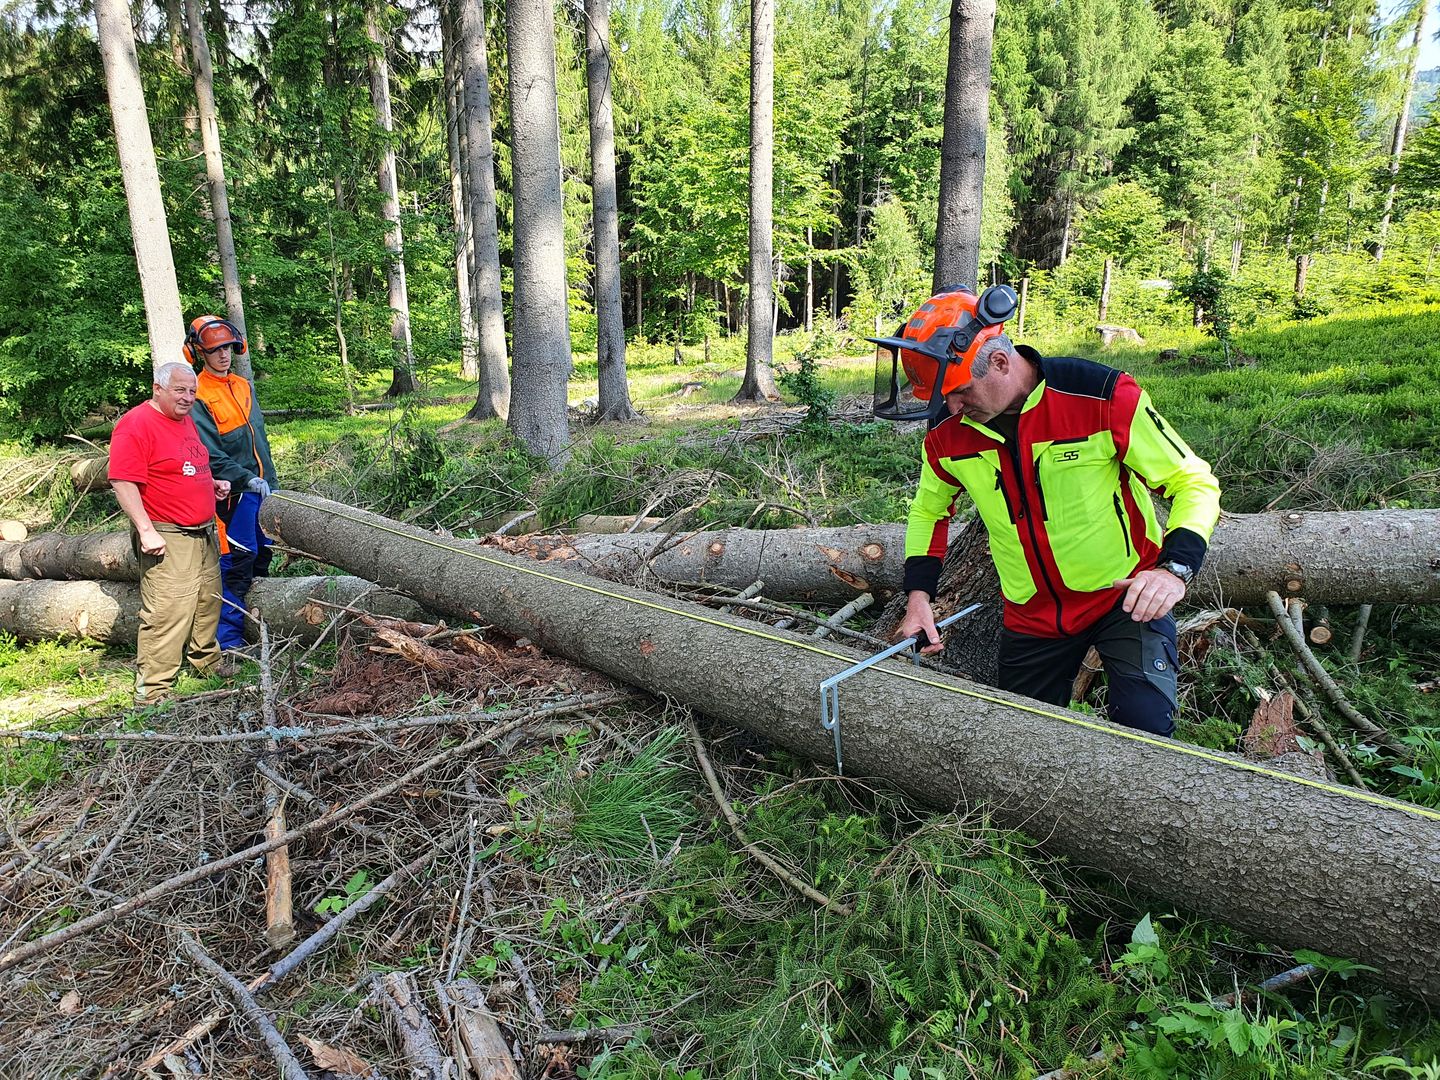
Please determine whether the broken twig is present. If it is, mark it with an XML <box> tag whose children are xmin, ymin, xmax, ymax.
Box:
<box><xmin>177</xmin><ymin>931</ymin><xmax>312</xmax><ymax>1080</ymax></box>
<box><xmin>684</xmin><ymin>718</ymin><xmax>852</xmax><ymax>917</ymax></box>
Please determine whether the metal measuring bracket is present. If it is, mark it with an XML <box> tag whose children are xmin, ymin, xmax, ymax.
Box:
<box><xmin>817</xmin><ymin>603</ymin><xmax>981</xmax><ymax>774</ymax></box>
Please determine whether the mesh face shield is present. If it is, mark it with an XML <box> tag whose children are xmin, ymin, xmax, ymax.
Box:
<box><xmin>871</xmin><ymin>325</ymin><xmax>957</xmax><ymax>422</ymax></box>
<box><xmin>868</xmin><ymin>284</ymin><xmax>1018</xmax><ymax>423</ymax></box>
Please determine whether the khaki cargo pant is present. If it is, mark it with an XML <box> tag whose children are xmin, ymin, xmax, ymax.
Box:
<box><xmin>133</xmin><ymin>522</ymin><xmax>223</xmax><ymax>706</ymax></box>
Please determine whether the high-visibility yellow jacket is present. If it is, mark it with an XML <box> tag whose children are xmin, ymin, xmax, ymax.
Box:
<box><xmin>903</xmin><ymin>348</ymin><xmax>1221</xmax><ymax>638</ymax></box>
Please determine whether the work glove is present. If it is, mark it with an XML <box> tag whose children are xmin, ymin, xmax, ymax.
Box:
<box><xmin>246</xmin><ymin>476</ymin><xmax>272</xmax><ymax>499</ymax></box>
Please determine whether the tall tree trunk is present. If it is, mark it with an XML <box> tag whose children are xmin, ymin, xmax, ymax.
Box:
<box><xmin>505</xmin><ymin>0</ymin><xmax>572</xmax><ymax>463</ymax></box>
<box><xmin>585</xmin><ymin>0</ymin><xmax>638</xmax><ymax>421</ymax></box>
<box><xmin>440</xmin><ymin>0</ymin><xmax>479</xmax><ymax>382</ymax></box>
<box><xmin>260</xmin><ymin>493</ymin><xmax>1440</xmax><ymax>1004</ymax></box>
<box><xmin>1375</xmin><ymin>0</ymin><xmax>1429</xmax><ymax>262</ymax></box>
<box><xmin>1098</xmin><ymin>257</ymin><xmax>1113</xmax><ymax>322</ymax></box>
<box><xmin>164</xmin><ymin>0</ymin><xmax>200</xmax><ymax>141</ymax></box>
<box><xmin>932</xmin><ymin>0</ymin><xmax>995</xmax><ymax>291</ymax></box>
<box><xmin>1294</xmin><ymin>252</ymin><xmax>1310</xmax><ymax>302</ymax></box>
<box><xmin>735</xmin><ymin>0</ymin><xmax>780</xmax><ymax>403</ymax></box>
<box><xmin>829</xmin><ymin>163</ymin><xmax>840</xmax><ymax>320</ymax></box>
<box><xmin>95</xmin><ymin>0</ymin><xmax>185</xmax><ymax>374</ymax></box>
<box><xmin>804</xmin><ymin>226</ymin><xmax>814</xmax><ymax>332</ymax></box>
<box><xmin>366</xmin><ymin>2</ymin><xmax>418</xmax><ymax>397</ymax></box>
<box><xmin>185</xmin><ymin>0</ymin><xmax>249</xmax><ymax>379</ymax></box>
<box><xmin>461</xmin><ymin>0</ymin><xmax>512</xmax><ymax>420</ymax></box>
<box><xmin>1057</xmin><ymin>197</ymin><xmax>1073</xmax><ymax>265</ymax></box>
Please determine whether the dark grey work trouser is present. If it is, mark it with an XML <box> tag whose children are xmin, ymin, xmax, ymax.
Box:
<box><xmin>996</xmin><ymin>599</ymin><xmax>1179</xmax><ymax>736</ymax></box>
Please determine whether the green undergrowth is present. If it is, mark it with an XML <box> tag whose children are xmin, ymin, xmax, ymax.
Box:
<box><xmin>1177</xmin><ymin>602</ymin><xmax>1440</xmax><ymax>808</ymax></box>
<box><xmin>486</xmin><ymin>734</ymin><xmax>1440</xmax><ymax>1078</ymax></box>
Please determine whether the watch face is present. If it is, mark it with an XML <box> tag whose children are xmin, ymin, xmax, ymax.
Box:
<box><xmin>1163</xmin><ymin>561</ymin><xmax>1193</xmax><ymax>583</ymax></box>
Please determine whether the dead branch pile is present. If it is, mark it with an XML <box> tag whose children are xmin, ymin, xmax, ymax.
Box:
<box><xmin>0</xmin><ymin>616</ymin><xmax>678</xmax><ymax>1079</ymax></box>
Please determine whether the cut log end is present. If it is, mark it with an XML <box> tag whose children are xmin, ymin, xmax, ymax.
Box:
<box><xmin>0</xmin><ymin>521</ymin><xmax>27</xmax><ymax>543</ymax></box>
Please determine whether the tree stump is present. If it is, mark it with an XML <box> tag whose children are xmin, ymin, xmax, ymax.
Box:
<box><xmin>1095</xmin><ymin>324</ymin><xmax>1144</xmax><ymax>347</ymax></box>
<box><xmin>874</xmin><ymin>516</ymin><xmax>1004</xmax><ymax>685</ymax></box>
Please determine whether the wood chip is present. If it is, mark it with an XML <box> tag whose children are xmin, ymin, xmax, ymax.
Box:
<box><xmin>299</xmin><ymin>1035</ymin><xmax>377</xmax><ymax>1078</ymax></box>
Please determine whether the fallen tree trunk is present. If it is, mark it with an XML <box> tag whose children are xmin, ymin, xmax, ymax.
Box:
<box><xmin>481</xmin><ymin>523</ymin><xmax>900</xmax><ymax>600</ymax></box>
<box><xmin>69</xmin><ymin>455</ymin><xmax>111</xmax><ymax>494</ymax></box>
<box><xmin>479</xmin><ymin>507</ymin><xmax>1440</xmax><ymax>605</ymax></box>
<box><xmin>1</xmin><ymin>531</ymin><xmax>135</xmax><ymax>581</ymax></box>
<box><xmin>9</xmin><ymin>507</ymin><xmax>1440</xmax><ymax>606</ymax></box>
<box><xmin>261</xmin><ymin>493</ymin><xmax>1440</xmax><ymax>1002</ymax></box>
<box><xmin>0</xmin><ymin>575</ymin><xmax>428</xmax><ymax>645</ymax></box>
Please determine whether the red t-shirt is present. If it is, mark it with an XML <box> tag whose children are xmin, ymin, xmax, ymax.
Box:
<box><xmin>108</xmin><ymin>403</ymin><xmax>216</xmax><ymax>527</ymax></box>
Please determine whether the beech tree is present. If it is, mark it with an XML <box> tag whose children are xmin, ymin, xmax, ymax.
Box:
<box><xmin>365</xmin><ymin>0</ymin><xmax>417</xmax><ymax>396</ymax></box>
<box><xmin>735</xmin><ymin>0</ymin><xmax>779</xmax><ymax>403</ymax></box>
<box><xmin>505</xmin><ymin>0</ymin><xmax>572</xmax><ymax>462</ymax></box>
<box><xmin>460</xmin><ymin>0</ymin><xmax>512</xmax><ymax>420</ymax></box>
<box><xmin>585</xmin><ymin>0</ymin><xmax>638</xmax><ymax>421</ymax></box>
<box><xmin>94</xmin><ymin>0</ymin><xmax>184</xmax><ymax>371</ymax></box>
<box><xmin>439</xmin><ymin>0</ymin><xmax>478</xmax><ymax>382</ymax></box>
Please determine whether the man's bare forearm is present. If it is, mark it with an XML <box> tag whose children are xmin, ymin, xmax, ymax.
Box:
<box><xmin>110</xmin><ymin>480</ymin><xmax>153</xmax><ymax>533</ymax></box>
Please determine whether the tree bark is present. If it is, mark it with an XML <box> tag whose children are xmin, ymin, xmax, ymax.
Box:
<box><xmin>259</xmin><ymin>493</ymin><xmax>1440</xmax><ymax>1002</ymax></box>
<box><xmin>440</xmin><ymin>0</ymin><xmax>479</xmax><ymax>383</ymax></box>
<box><xmin>0</xmin><ymin>575</ymin><xmax>428</xmax><ymax>645</ymax></box>
<box><xmin>95</xmin><ymin>0</ymin><xmax>185</xmax><ymax>373</ymax></box>
<box><xmin>482</xmin><ymin>523</ymin><xmax>905</xmax><ymax>603</ymax></box>
<box><xmin>505</xmin><ymin>0</ymin><xmax>573</xmax><ymax>462</ymax></box>
<box><xmin>185</xmin><ymin>0</ymin><xmax>249</xmax><ymax>378</ymax></box>
<box><xmin>585</xmin><ymin>0</ymin><xmax>639</xmax><ymax>422</ymax></box>
<box><xmin>366</xmin><ymin>1</ymin><xmax>418</xmax><ymax>397</ymax></box>
<box><xmin>932</xmin><ymin>0</ymin><xmax>995</xmax><ymax>292</ymax></box>
<box><xmin>11</xmin><ymin>508</ymin><xmax>1440</xmax><ymax>605</ymax></box>
<box><xmin>735</xmin><ymin>0</ymin><xmax>780</xmax><ymax>403</ymax></box>
<box><xmin>460</xmin><ymin>0</ymin><xmax>511</xmax><ymax>420</ymax></box>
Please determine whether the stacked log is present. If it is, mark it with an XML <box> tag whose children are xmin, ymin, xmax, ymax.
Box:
<box><xmin>7</xmin><ymin>507</ymin><xmax>1440</xmax><ymax>605</ymax></box>
<box><xmin>0</xmin><ymin>575</ymin><xmax>428</xmax><ymax>645</ymax></box>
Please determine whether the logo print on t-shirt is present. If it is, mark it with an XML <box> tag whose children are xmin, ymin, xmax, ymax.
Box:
<box><xmin>183</xmin><ymin>461</ymin><xmax>197</xmax><ymax>476</ymax></box>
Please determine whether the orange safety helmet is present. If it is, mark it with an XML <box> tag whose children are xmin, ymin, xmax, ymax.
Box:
<box><xmin>182</xmin><ymin>315</ymin><xmax>248</xmax><ymax>365</ymax></box>
<box><xmin>870</xmin><ymin>284</ymin><xmax>1017</xmax><ymax>421</ymax></box>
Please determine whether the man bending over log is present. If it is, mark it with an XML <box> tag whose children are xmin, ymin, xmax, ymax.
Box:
<box><xmin>109</xmin><ymin>362</ymin><xmax>233</xmax><ymax>706</ymax></box>
<box><xmin>885</xmin><ymin>286</ymin><xmax>1221</xmax><ymax>736</ymax></box>
<box><xmin>185</xmin><ymin>315</ymin><xmax>279</xmax><ymax>653</ymax></box>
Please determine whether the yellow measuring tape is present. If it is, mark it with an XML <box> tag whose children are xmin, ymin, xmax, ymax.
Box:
<box><xmin>273</xmin><ymin>493</ymin><xmax>1440</xmax><ymax>823</ymax></box>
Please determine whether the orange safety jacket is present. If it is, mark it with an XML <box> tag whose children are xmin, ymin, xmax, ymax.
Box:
<box><xmin>193</xmin><ymin>369</ymin><xmax>277</xmax><ymax>491</ymax></box>
<box><xmin>903</xmin><ymin>348</ymin><xmax>1221</xmax><ymax>638</ymax></box>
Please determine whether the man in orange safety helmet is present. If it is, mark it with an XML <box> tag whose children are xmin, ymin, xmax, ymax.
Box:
<box><xmin>185</xmin><ymin>315</ymin><xmax>278</xmax><ymax>653</ymax></box>
<box><xmin>872</xmin><ymin>284</ymin><xmax>1221</xmax><ymax>737</ymax></box>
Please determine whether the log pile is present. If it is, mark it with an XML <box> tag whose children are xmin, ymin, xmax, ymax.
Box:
<box><xmin>7</xmin><ymin>505</ymin><xmax>1439</xmax><ymax>604</ymax></box>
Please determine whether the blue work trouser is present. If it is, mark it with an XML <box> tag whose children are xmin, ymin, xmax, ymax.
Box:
<box><xmin>996</xmin><ymin>598</ymin><xmax>1180</xmax><ymax>736</ymax></box>
<box><xmin>218</xmin><ymin>491</ymin><xmax>272</xmax><ymax>649</ymax></box>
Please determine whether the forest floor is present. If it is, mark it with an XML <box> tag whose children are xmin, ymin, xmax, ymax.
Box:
<box><xmin>3</xmin><ymin>311</ymin><xmax>1440</xmax><ymax>1078</ymax></box>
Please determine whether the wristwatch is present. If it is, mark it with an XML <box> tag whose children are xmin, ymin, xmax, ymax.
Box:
<box><xmin>1157</xmin><ymin>559</ymin><xmax>1195</xmax><ymax>585</ymax></box>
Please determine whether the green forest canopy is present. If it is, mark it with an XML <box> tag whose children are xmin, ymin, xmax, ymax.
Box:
<box><xmin>1</xmin><ymin>0</ymin><xmax>1439</xmax><ymax>436</ymax></box>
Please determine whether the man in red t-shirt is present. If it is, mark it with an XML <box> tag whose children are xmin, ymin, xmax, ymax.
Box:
<box><xmin>109</xmin><ymin>362</ymin><xmax>233</xmax><ymax>705</ymax></box>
